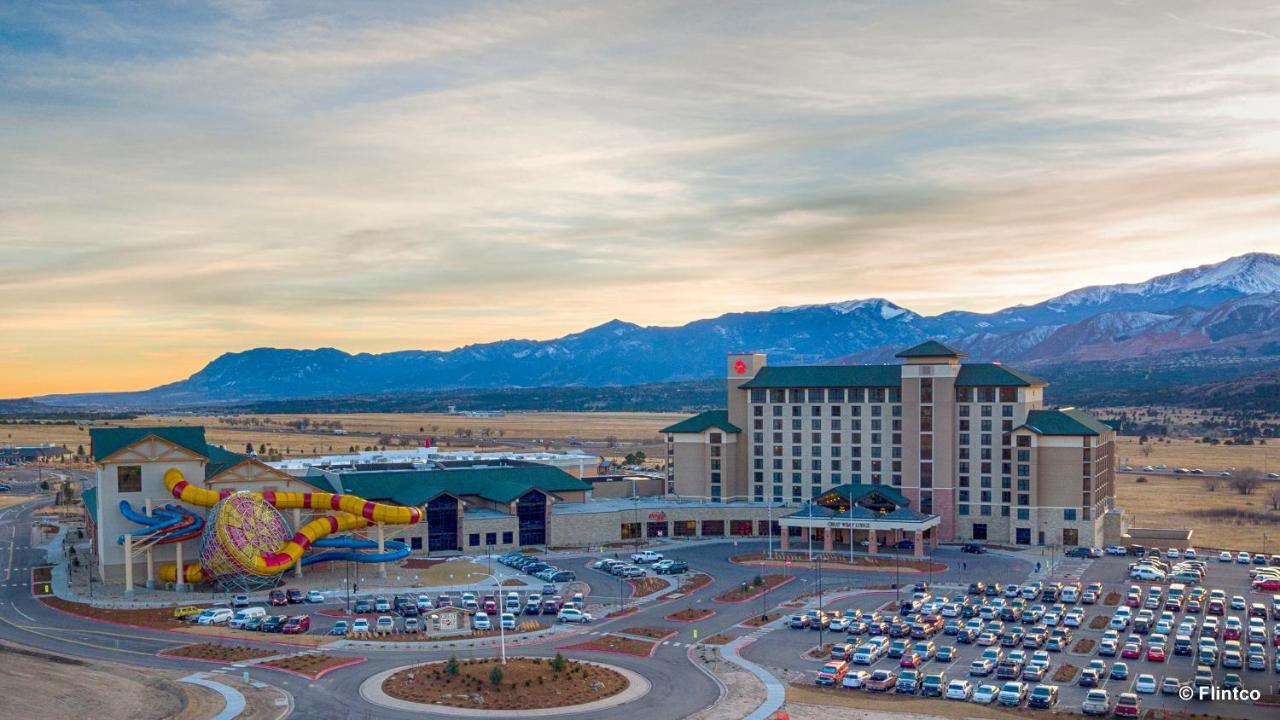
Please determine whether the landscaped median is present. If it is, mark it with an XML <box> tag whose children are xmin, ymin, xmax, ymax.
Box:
<box><xmin>730</xmin><ymin>551</ymin><xmax>947</xmax><ymax>574</ymax></box>
<box><xmin>658</xmin><ymin>572</ymin><xmax>712</xmax><ymax>601</ymax></box>
<box><xmin>259</xmin><ymin>652</ymin><xmax>367</xmax><ymax>680</ymax></box>
<box><xmin>619</xmin><ymin>627</ymin><xmax>677</xmax><ymax>641</ymax></box>
<box><xmin>558</xmin><ymin>633</ymin><xmax>659</xmax><ymax>657</ymax></box>
<box><xmin>665</xmin><ymin>607</ymin><xmax>716</xmax><ymax>622</ymax></box>
<box><xmin>626</xmin><ymin>576</ymin><xmax>669</xmax><ymax>597</ymax></box>
<box><xmin>714</xmin><ymin>574</ymin><xmax>794</xmax><ymax>603</ymax></box>
<box><xmin>379</xmin><ymin>655</ymin><xmax>630</xmax><ymax>711</ymax></box>
<box><xmin>157</xmin><ymin>643</ymin><xmax>277</xmax><ymax>664</ymax></box>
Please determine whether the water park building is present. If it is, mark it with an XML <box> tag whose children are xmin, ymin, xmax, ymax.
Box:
<box><xmin>662</xmin><ymin>340</ymin><xmax>1120</xmax><ymax>548</ymax></box>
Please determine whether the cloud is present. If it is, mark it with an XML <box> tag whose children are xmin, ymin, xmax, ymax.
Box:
<box><xmin>1</xmin><ymin>0</ymin><xmax>1279</xmax><ymax>394</ymax></box>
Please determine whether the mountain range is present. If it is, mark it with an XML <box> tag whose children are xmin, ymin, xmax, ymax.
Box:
<box><xmin>21</xmin><ymin>252</ymin><xmax>1280</xmax><ymax>412</ymax></box>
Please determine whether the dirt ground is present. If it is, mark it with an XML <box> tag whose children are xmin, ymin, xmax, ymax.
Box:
<box><xmin>0</xmin><ymin>493</ymin><xmax>36</xmax><ymax>509</ymax></box>
<box><xmin>1114</xmin><ymin>435</ymin><xmax>1279</xmax><ymax>473</ymax></box>
<box><xmin>687</xmin><ymin>645</ymin><xmax>766</xmax><ymax>720</ymax></box>
<box><xmin>403</xmin><ymin>559</ymin><xmax>493</xmax><ymax>587</ymax></box>
<box><xmin>0</xmin><ymin>640</ymin><xmax>186</xmax><ymax>720</ymax></box>
<box><xmin>784</xmin><ymin>684</ymin><xmax>1025</xmax><ymax>720</ymax></box>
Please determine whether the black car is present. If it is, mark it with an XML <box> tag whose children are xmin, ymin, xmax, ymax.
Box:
<box><xmin>1028</xmin><ymin>685</ymin><xmax>1059</xmax><ymax>709</ymax></box>
<box><xmin>286</xmin><ymin>589</ymin><xmax>304</xmax><ymax>604</ymax></box>
<box><xmin>1065</xmin><ymin>547</ymin><xmax>1092</xmax><ymax>558</ymax></box>
<box><xmin>896</xmin><ymin>539</ymin><xmax>915</xmax><ymax>550</ymax></box>
<box><xmin>968</xmin><ymin>582</ymin><xmax>987</xmax><ymax>595</ymax></box>
<box><xmin>961</xmin><ymin>543</ymin><xmax>987</xmax><ymax>554</ymax></box>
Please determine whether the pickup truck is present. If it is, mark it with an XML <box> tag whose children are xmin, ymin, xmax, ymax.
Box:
<box><xmin>630</xmin><ymin>550</ymin><xmax>663</xmax><ymax>563</ymax></box>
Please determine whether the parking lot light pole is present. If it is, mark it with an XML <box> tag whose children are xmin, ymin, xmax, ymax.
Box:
<box><xmin>816</xmin><ymin>554</ymin><xmax>824</xmax><ymax>651</ymax></box>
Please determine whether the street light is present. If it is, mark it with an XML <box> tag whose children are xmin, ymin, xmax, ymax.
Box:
<box><xmin>815</xmin><ymin>553</ymin><xmax>824</xmax><ymax>652</ymax></box>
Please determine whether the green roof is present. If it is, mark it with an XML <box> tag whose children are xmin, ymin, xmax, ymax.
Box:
<box><xmin>739</xmin><ymin>365</ymin><xmax>901</xmax><ymax>389</ymax></box>
<box><xmin>89</xmin><ymin>426</ymin><xmax>209</xmax><ymax>462</ymax></box>
<box><xmin>82</xmin><ymin>485</ymin><xmax>97</xmax><ymax>524</ymax></box>
<box><xmin>328</xmin><ymin>465</ymin><xmax>591</xmax><ymax>506</ymax></box>
<box><xmin>204</xmin><ymin>444</ymin><xmax>249</xmax><ymax>479</ymax></box>
<box><xmin>815</xmin><ymin>482</ymin><xmax>910</xmax><ymax>508</ymax></box>
<box><xmin>896</xmin><ymin>340</ymin><xmax>965</xmax><ymax>358</ymax></box>
<box><xmin>660</xmin><ymin>410</ymin><xmax>741</xmax><ymax>434</ymax></box>
<box><xmin>955</xmin><ymin>363</ymin><xmax>1047</xmax><ymax>387</ymax></box>
<box><xmin>1018</xmin><ymin>408</ymin><xmax>1113</xmax><ymax>436</ymax></box>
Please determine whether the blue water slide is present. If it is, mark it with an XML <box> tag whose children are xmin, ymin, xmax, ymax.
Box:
<box><xmin>116</xmin><ymin>501</ymin><xmax>204</xmax><ymax>545</ymax></box>
<box><xmin>303</xmin><ymin>536</ymin><xmax>411</xmax><ymax>565</ymax></box>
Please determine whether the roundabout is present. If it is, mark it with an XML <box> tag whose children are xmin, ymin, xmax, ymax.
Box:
<box><xmin>359</xmin><ymin>657</ymin><xmax>651</xmax><ymax>717</ymax></box>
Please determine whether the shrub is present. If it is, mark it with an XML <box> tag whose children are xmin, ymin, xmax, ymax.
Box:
<box><xmin>445</xmin><ymin>656</ymin><xmax>460</xmax><ymax>677</ymax></box>
<box><xmin>753</xmin><ymin>574</ymin><xmax>763</xmax><ymax>587</ymax></box>
<box><xmin>551</xmin><ymin>652</ymin><xmax>566</xmax><ymax>672</ymax></box>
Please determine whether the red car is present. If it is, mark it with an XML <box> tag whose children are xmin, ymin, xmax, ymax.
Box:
<box><xmin>281</xmin><ymin>615</ymin><xmax>310</xmax><ymax>634</ymax></box>
<box><xmin>1207</xmin><ymin>601</ymin><xmax>1225</xmax><ymax>616</ymax></box>
<box><xmin>1252</xmin><ymin>578</ymin><xmax>1280</xmax><ymax>592</ymax></box>
<box><xmin>1145</xmin><ymin>646</ymin><xmax>1166</xmax><ymax>662</ymax></box>
<box><xmin>1114</xmin><ymin>693</ymin><xmax>1141</xmax><ymax>717</ymax></box>
<box><xmin>1121</xmin><ymin>644</ymin><xmax>1141</xmax><ymax>659</ymax></box>
<box><xmin>899</xmin><ymin>652</ymin><xmax>924</xmax><ymax>669</ymax></box>
<box><xmin>269</xmin><ymin>590</ymin><xmax>288</xmax><ymax>606</ymax></box>
<box><xmin>1125</xmin><ymin>595</ymin><xmax>1141</xmax><ymax>608</ymax></box>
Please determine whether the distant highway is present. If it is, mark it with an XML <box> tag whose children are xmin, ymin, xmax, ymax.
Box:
<box><xmin>1115</xmin><ymin>465</ymin><xmax>1278</xmax><ymax>479</ymax></box>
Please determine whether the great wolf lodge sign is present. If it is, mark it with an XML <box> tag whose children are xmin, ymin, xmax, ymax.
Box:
<box><xmin>824</xmin><ymin>520</ymin><xmax>872</xmax><ymax>530</ymax></box>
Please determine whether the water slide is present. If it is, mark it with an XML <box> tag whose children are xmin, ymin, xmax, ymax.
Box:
<box><xmin>155</xmin><ymin>467</ymin><xmax>422</xmax><ymax>584</ymax></box>
<box><xmin>117</xmin><ymin>501</ymin><xmax>204</xmax><ymax>548</ymax></box>
<box><xmin>305</xmin><ymin>536</ymin><xmax>412</xmax><ymax>565</ymax></box>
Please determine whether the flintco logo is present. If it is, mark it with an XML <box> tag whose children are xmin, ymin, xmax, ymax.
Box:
<box><xmin>1179</xmin><ymin>685</ymin><xmax>1260</xmax><ymax>702</ymax></box>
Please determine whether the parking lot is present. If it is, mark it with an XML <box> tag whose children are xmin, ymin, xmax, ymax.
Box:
<box><xmin>793</xmin><ymin>549</ymin><xmax>1280</xmax><ymax>717</ymax></box>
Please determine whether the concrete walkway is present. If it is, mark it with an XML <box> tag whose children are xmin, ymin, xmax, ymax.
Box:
<box><xmin>180</xmin><ymin>672</ymin><xmax>246</xmax><ymax>720</ymax></box>
<box><xmin>721</xmin><ymin>635</ymin><xmax>785</xmax><ymax>720</ymax></box>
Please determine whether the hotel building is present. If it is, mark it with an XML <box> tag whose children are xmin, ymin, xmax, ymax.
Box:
<box><xmin>663</xmin><ymin>340</ymin><xmax>1118</xmax><ymax>547</ymax></box>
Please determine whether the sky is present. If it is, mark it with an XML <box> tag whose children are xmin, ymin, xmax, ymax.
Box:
<box><xmin>2</xmin><ymin>1</ymin><xmax>1279</xmax><ymax>396</ymax></box>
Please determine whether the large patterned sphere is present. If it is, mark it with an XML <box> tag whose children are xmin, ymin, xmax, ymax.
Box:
<box><xmin>199</xmin><ymin>493</ymin><xmax>290</xmax><ymax>589</ymax></box>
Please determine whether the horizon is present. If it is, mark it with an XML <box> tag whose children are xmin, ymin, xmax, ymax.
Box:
<box><xmin>4</xmin><ymin>2</ymin><xmax>1280</xmax><ymax>396</ymax></box>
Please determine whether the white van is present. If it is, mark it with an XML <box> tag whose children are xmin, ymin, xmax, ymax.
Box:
<box><xmin>228</xmin><ymin>606</ymin><xmax>267</xmax><ymax>628</ymax></box>
<box><xmin>1060</xmin><ymin>585</ymin><xmax>1079</xmax><ymax>604</ymax></box>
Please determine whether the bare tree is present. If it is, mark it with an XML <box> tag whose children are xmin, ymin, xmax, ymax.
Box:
<box><xmin>1140</xmin><ymin>444</ymin><xmax>1154</xmax><ymax>459</ymax></box>
<box><xmin>1230</xmin><ymin>467</ymin><xmax>1264</xmax><ymax>496</ymax></box>
<box><xmin>1202</xmin><ymin>476</ymin><xmax>1220</xmax><ymax>492</ymax></box>
<box><xmin>1269</xmin><ymin>488</ymin><xmax>1280</xmax><ymax>512</ymax></box>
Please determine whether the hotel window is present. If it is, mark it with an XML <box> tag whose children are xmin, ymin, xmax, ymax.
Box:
<box><xmin>770</xmin><ymin>390</ymin><xmax>786</xmax><ymax>403</ymax></box>
<box><xmin>850</xmin><ymin>405</ymin><xmax>861</xmax><ymax>416</ymax></box>
<box><xmin>710</xmin><ymin>446</ymin><xmax>720</xmax><ymax>457</ymax></box>
<box><xmin>1002</xmin><ymin>421</ymin><xmax>1013</xmax><ymax>432</ymax></box>
<box><xmin>920</xmin><ymin>378</ymin><xmax>933</xmax><ymax>403</ymax></box>
<box><xmin>1001</xmin><ymin>477</ymin><xmax>1011</xmax><ymax>489</ymax></box>
<box><xmin>1018</xmin><ymin>493</ymin><xmax>1029</xmax><ymax>506</ymax></box>
<box><xmin>959</xmin><ymin>490</ymin><xmax>970</xmax><ymax>502</ymax></box>
<box><xmin>1001</xmin><ymin>491</ymin><xmax>1011</xmax><ymax>503</ymax></box>
<box><xmin>871</xmin><ymin>406</ymin><xmax>882</xmax><ymax>418</ymax></box>
<box><xmin>830</xmin><ymin>432</ymin><xmax>841</xmax><ymax>444</ymax></box>
<box><xmin>791</xmin><ymin>404</ymin><xmax>802</xmax><ymax>416</ymax></box>
<box><xmin>1016</xmin><ymin>508</ymin><xmax>1029</xmax><ymax>520</ymax></box>
<box><xmin>920</xmin><ymin>462</ymin><xmax>933</xmax><ymax>487</ymax></box>
<box><xmin>810</xmin><ymin>406</ymin><xmax>822</xmax><ymax>418</ymax></box>
<box><xmin>979</xmin><ymin>387</ymin><xmax>996</xmax><ymax>403</ymax></box>
<box><xmin>920</xmin><ymin>434</ymin><xmax>933</xmax><ymax>461</ymax></box>
<box><xmin>959</xmin><ymin>405</ymin><xmax>970</xmax><ymax>417</ymax></box>
<box><xmin>710</xmin><ymin>459</ymin><xmax>721</xmax><ymax>470</ymax></box>
<box><xmin>486</xmin><ymin>532</ymin><xmax>497</xmax><ymax>546</ymax></box>
<box><xmin>959</xmin><ymin>476</ymin><xmax>969</xmax><ymax>487</ymax></box>
<box><xmin>710</xmin><ymin>486</ymin><xmax>721</xmax><ymax>500</ymax></box>
<box><xmin>959</xmin><ymin>433</ymin><xmax>970</xmax><ymax>445</ymax></box>
<box><xmin>999</xmin><ymin>387</ymin><xmax>1017</xmax><ymax>402</ymax></box>
<box><xmin>710</xmin><ymin>472</ymin><xmax>721</xmax><ymax>483</ymax></box>
<box><xmin>980</xmin><ymin>505</ymin><xmax>992</xmax><ymax>516</ymax></box>
<box><xmin>772</xmin><ymin>405</ymin><xmax>783</xmax><ymax>417</ymax></box>
<box><xmin>980</xmin><ymin>490</ymin><xmax>992</xmax><ymax>502</ymax></box>
<box><xmin>1063</xmin><ymin>509</ymin><xmax>1077</xmax><ymax>521</ymax></box>
<box><xmin>956</xmin><ymin>387</ymin><xmax>973</xmax><ymax>402</ymax></box>
<box><xmin>849</xmin><ymin>388</ymin><xmax>865</xmax><ymax>403</ymax></box>
<box><xmin>920</xmin><ymin>492</ymin><xmax>932</xmax><ymax>514</ymax></box>
<box><xmin>753</xmin><ymin>432</ymin><xmax>763</xmax><ymax>445</ymax></box>
<box><xmin>981</xmin><ymin>434</ymin><xmax>992</xmax><ymax>446</ymax></box>
<box><xmin>811</xmin><ymin>447</ymin><xmax>822</xmax><ymax>458</ymax></box>
<box><xmin>1002</xmin><ymin>405</ymin><xmax>1013</xmax><ymax>417</ymax></box>
<box><xmin>959</xmin><ymin>420</ymin><xmax>970</xmax><ymax>432</ymax></box>
<box><xmin>869</xmin><ymin>388</ymin><xmax>885</xmax><ymax>403</ymax></box>
<box><xmin>920</xmin><ymin>405</ymin><xmax>933</xmax><ymax>432</ymax></box>
<box><xmin>792</xmin><ymin>420</ymin><xmax>802</xmax><ymax>431</ymax></box>
<box><xmin>831</xmin><ymin>418</ymin><xmax>842</xmax><ymax>431</ymax></box>
<box><xmin>117</xmin><ymin>465</ymin><xmax>143</xmax><ymax>493</ymax></box>
<box><xmin>1016</xmin><ymin>449</ymin><xmax>1030</xmax><ymax>462</ymax></box>
<box><xmin>789</xmin><ymin>389</ymin><xmax>805</xmax><ymax>403</ymax></box>
<box><xmin>1017</xmin><ymin>464</ymin><xmax>1030</xmax><ymax>477</ymax></box>
<box><xmin>1016</xmin><ymin>435</ymin><xmax>1031</xmax><ymax>447</ymax></box>
<box><xmin>751</xmin><ymin>389</ymin><xmax>766</xmax><ymax>403</ymax></box>
<box><xmin>829</xmin><ymin>389</ymin><xmax>845</xmax><ymax>402</ymax></box>
<box><xmin>810</xmin><ymin>431</ymin><xmax>821</xmax><ymax>443</ymax></box>
<box><xmin>469</xmin><ymin>533</ymin><xmax>481</xmax><ymax>547</ymax></box>
<box><xmin>888</xmin><ymin>388</ymin><xmax>901</xmax><ymax>403</ymax></box>
<box><xmin>832</xmin><ymin>459</ymin><xmax>841</xmax><ymax>470</ymax></box>
<box><xmin>958</xmin><ymin>461</ymin><xmax>970</xmax><ymax>474</ymax></box>
<box><xmin>958</xmin><ymin>504</ymin><xmax>970</xmax><ymax>515</ymax></box>
<box><xmin>1017</xmin><ymin>478</ymin><xmax>1029</xmax><ymax>491</ymax></box>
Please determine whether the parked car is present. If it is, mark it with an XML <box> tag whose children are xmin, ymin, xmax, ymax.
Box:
<box><xmin>655</xmin><ymin>560</ymin><xmax>689</xmax><ymax>575</ymax></box>
<box><xmin>972</xmin><ymin>684</ymin><xmax>1000</xmax><ymax>704</ymax></box>
<box><xmin>1114</xmin><ymin>692</ymin><xmax>1141</xmax><ymax>718</ymax></box>
<box><xmin>375</xmin><ymin>615</ymin><xmax>396</xmax><ymax>633</ymax></box>
<box><xmin>816</xmin><ymin>661</ymin><xmax>849</xmax><ymax>686</ymax></box>
<box><xmin>557</xmin><ymin>608</ymin><xmax>592</xmax><ymax>624</ymax></box>
<box><xmin>231</xmin><ymin>594</ymin><xmax>250</xmax><ymax>608</ymax></box>
<box><xmin>1028</xmin><ymin>684</ymin><xmax>1059</xmax><ymax>708</ymax></box>
<box><xmin>261</xmin><ymin>614</ymin><xmax>289</xmax><ymax>632</ymax></box>
<box><xmin>228</xmin><ymin>606</ymin><xmax>267</xmax><ymax>629</ymax></box>
<box><xmin>1081</xmin><ymin>689</ymin><xmax>1110</xmax><ymax>715</ymax></box>
<box><xmin>630</xmin><ymin>550</ymin><xmax>663</xmax><ymax>563</ymax></box>
<box><xmin>306</xmin><ymin>590</ymin><xmax>324</xmax><ymax>603</ymax></box>
<box><xmin>281</xmin><ymin>615</ymin><xmax>310</xmax><ymax>634</ymax></box>
<box><xmin>945</xmin><ymin>679</ymin><xmax>974</xmax><ymax>701</ymax></box>
<box><xmin>842</xmin><ymin>670</ymin><xmax>871</xmax><ymax>689</ymax></box>
<box><xmin>196</xmin><ymin>608</ymin><xmax>233</xmax><ymax>625</ymax></box>
<box><xmin>350</xmin><ymin>618</ymin><xmax>370</xmax><ymax>633</ymax></box>
<box><xmin>329</xmin><ymin>620</ymin><xmax>349</xmax><ymax>635</ymax></box>
<box><xmin>286</xmin><ymin>589</ymin><xmax>304</xmax><ymax>604</ymax></box>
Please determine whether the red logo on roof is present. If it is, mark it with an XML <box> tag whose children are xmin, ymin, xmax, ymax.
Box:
<box><xmin>733</xmin><ymin>359</ymin><xmax>747</xmax><ymax>374</ymax></box>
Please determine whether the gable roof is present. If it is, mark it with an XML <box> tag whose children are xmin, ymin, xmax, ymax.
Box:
<box><xmin>739</xmin><ymin>364</ymin><xmax>901</xmax><ymax>389</ymax></box>
<box><xmin>954</xmin><ymin>363</ymin><xmax>1047</xmax><ymax>387</ymax></box>
<box><xmin>895</xmin><ymin>340</ymin><xmax>965</xmax><ymax>358</ymax></box>
<box><xmin>89</xmin><ymin>426</ymin><xmax>209</xmax><ymax>463</ymax></box>
<box><xmin>1018</xmin><ymin>408</ymin><xmax>1113</xmax><ymax>436</ymax></box>
<box><xmin>816</xmin><ymin>483</ymin><xmax>910</xmax><ymax>508</ymax></box>
<box><xmin>660</xmin><ymin>410</ymin><xmax>741</xmax><ymax>434</ymax></box>
<box><xmin>203</xmin><ymin>444</ymin><xmax>249</xmax><ymax>479</ymax></box>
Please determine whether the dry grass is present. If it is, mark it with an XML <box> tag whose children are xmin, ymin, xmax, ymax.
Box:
<box><xmin>162</xmin><ymin>643</ymin><xmax>276</xmax><ymax>662</ymax></box>
<box><xmin>1115</xmin><ymin>471</ymin><xmax>1279</xmax><ymax>551</ymax></box>
<box><xmin>620</xmin><ymin>627</ymin><xmax>675</xmax><ymax>639</ymax></box>
<box><xmin>402</xmin><ymin>560</ymin><xmax>492</xmax><ymax>587</ymax></box>
<box><xmin>1052</xmin><ymin>663</ymin><xmax>1079</xmax><ymax>683</ymax></box>
<box><xmin>627</xmin><ymin>576</ymin><xmax>668</xmax><ymax>597</ymax></box>
<box><xmin>1113</xmin><ymin>434</ymin><xmax>1280</xmax><ymax>472</ymax></box>
<box><xmin>0</xmin><ymin>641</ymin><xmax>187</xmax><ymax>720</ymax></box>
<box><xmin>740</xmin><ymin>612</ymin><xmax>781</xmax><ymax>627</ymax></box>
<box><xmin>787</xmin><ymin>684</ymin><xmax>1026</xmax><ymax>719</ymax></box>
<box><xmin>560</xmin><ymin>634</ymin><xmax>656</xmax><ymax>657</ymax></box>
<box><xmin>259</xmin><ymin>653</ymin><xmax>358</xmax><ymax>678</ymax></box>
<box><xmin>0</xmin><ymin>494</ymin><xmax>36</xmax><ymax>510</ymax></box>
<box><xmin>667</xmin><ymin>608</ymin><xmax>715</xmax><ymax>622</ymax></box>
<box><xmin>702</xmin><ymin>634</ymin><xmax>734</xmax><ymax>645</ymax></box>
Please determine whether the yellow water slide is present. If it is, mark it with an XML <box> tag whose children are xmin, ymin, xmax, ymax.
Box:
<box><xmin>157</xmin><ymin>467</ymin><xmax>423</xmax><ymax>580</ymax></box>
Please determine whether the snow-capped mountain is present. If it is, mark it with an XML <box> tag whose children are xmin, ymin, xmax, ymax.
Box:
<box><xmin>26</xmin><ymin>252</ymin><xmax>1280</xmax><ymax>409</ymax></box>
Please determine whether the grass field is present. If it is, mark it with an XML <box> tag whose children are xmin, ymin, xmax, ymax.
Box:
<box><xmin>2</xmin><ymin>411</ymin><xmax>684</xmax><ymax>460</ymax></box>
<box><xmin>1114</xmin><ymin>436</ymin><xmax>1279</xmax><ymax>473</ymax></box>
<box><xmin>1114</xmin><ymin>472</ymin><xmax>1279</xmax><ymax>552</ymax></box>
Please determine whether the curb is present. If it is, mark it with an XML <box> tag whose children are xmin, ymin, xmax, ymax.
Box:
<box><xmin>714</xmin><ymin>576</ymin><xmax>797</xmax><ymax>604</ymax></box>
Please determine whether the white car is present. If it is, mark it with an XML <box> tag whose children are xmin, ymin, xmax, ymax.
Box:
<box><xmin>1166</xmin><ymin>548</ymin><xmax>1180</xmax><ymax>559</ymax></box>
<box><xmin>375</xmin><ymin>615</ymin><xmax>396</xmax><ymax>633</ymax></box>
<box><xmin>1105</xmin><ymin>546</ymin><xmax>1127</xmax><ymax>556</ymax></box>
<box><xmin>351</xmin><ymin>618</ymin><xmax>370</xmax><ymax>633</ymax></box>
<box><xmin>230</xmin><ymin>594</ymin><xmax>249</xmax><ymax>608</ymax></box>
<box><xmin>1237</xmin><ymin>552</ymin><xmax>1252</xmax><ymax>564</ymax></box>
<box><xmin>557</xmin><ymin>608</ymin><xmax>593</xmax><ymax>624</ymax></box>
<box><xmin>945</xmin><ymin>679</ymin><xmax>973</xmax><ymax>700</ymax></box>
<box><xmin>1134</xmin><ymin>674</ymin><xmax>1157</xmax><ymax>694</ymax></box>
<box><xmin>500</xmin><ymin>612</ymin><xmax>517</xmax><ymax>630</ymax></box>
<box><xmin>196</xmin><ymin>608</ymin><xmax>233</xmax><ymax>625</ymax></box>
<box><xmin>1219</xmin><ymin>551</ymin><xmax>1233</xmax><ymax>563</ymax></box>
<box><xmin>972</xmin><ymin>684</ymin><xmax>1000</xmax><ymax>704</ymax></box>
<box><xmin>1183</xmin><ymin>548</ymin><xmax>1197</xmax><ymax>560</ymax></box>
<box><xmin>630</xmin><ymin>550</ymin><xmax>663</xmax><ymax>563</ymax></box>
<box><xmin>374</xmin><ymin>596</ymin><xmax>392</xmax><ymax>611</ymax></box>
<box><xmin>473</xmin><ymin>612</ymin><xmax>491</xmax><ymax>630</ymax></box>
<box><xmin>306</xmin><ymin>590</ymin><xmax>324</xmax><ymax>603</ymax></box>
<box><xmin>403</xmin><ymin>617</ymin><xmax>420</xmax><ymax>633</ymax></box>
<box><xmin>842</xmin><ymin>670</ymin><xmax>870</xmax><ymax>689</ymax></box>
<box><xmin>1130</xmin><ymin>567</ymin><xmax>1165</xmax><ymax>581</ymax></box>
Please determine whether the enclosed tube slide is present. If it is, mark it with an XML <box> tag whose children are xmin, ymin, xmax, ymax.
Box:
<box><xmin>117</xmin><ymin>501</ymin><xmax>204</xmax><ymax>547</ymax></box>
<box><xmin>305</xmin><ymin>536</ymin><xmax>412</xmax><ymax>565</ymax></box>
<box><xmin>160</xmin><ymin>467</ymin><xmax>422</xmax><ymax>577</ymax></box>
